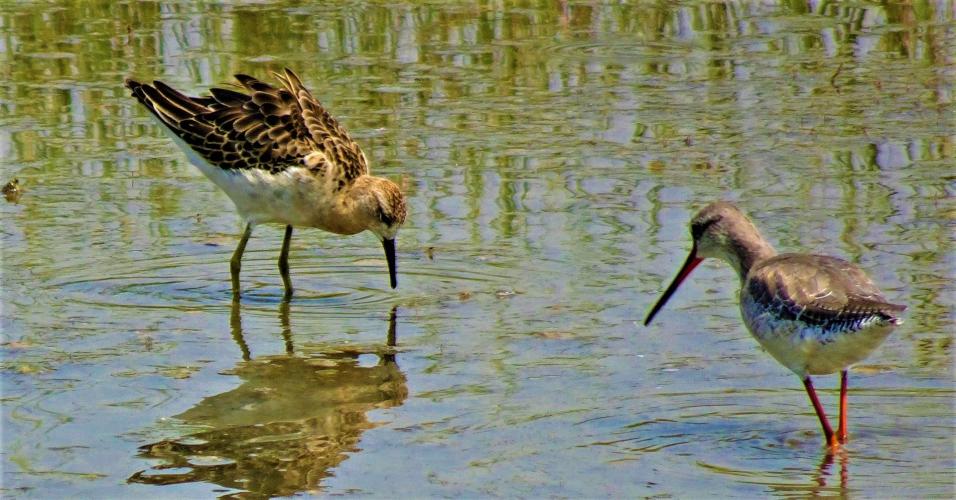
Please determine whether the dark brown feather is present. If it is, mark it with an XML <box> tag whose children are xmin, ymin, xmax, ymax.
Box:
<box><xmin>209</xmin><ymin>87</ymin><xmax>250</xmax><ymax>107</ymax></box>
<box><xmin>125</xmin><ymin>70</ymin><xmax>370</xmax><ymax>179</ymax></box>
<box><xmin>747</xmin><ymin>253</ymin><xmax>906</xmax><ymax>328</ymax></box>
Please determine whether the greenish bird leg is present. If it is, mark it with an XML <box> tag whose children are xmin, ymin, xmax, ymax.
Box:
<box><xmin>231</xmin><ymin>223</ymin><xmax>253</xmax><ymax>298</ymax></box>
<box><xmin>279</xmin><ymin>225</ymin><xmax>293</xmax><ymax>300</ymax></box>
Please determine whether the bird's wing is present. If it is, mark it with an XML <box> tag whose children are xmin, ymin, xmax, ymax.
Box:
<box><xmin>271</xmin><ymin>69</ymin><xmax>369</xmax><ymax>180</ymax></box>
<box><xmin>746</xmin><ymin>253</ymin><xmax>906</xmax><ymax>327</ymax></box>
<box><xmin>125</xmin><ymin>69</ymin><xmax>369</xmax><ymax>180</ymax></box>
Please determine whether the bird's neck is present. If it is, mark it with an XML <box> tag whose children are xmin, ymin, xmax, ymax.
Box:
<box><xmin>724</xmin><ymin>232</ymin><xmax>777</xmax><ymax>280</ymax></box>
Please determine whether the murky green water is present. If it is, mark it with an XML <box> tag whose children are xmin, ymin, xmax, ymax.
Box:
<box><xmin>2</xmin><ymin>1</ymin><xmax>954</xmax><ymax>497</ymax></box>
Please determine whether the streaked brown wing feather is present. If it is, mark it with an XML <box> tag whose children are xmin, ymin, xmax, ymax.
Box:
<box><xmin>272</xmin><ymin>68</ymin><xmax>369</xmax><ymax>180</ymax></box>
<box><xmin>747</xmin><ymin>253</ymin><xmax>906</xmax><ymax>326</ymax></box>
<box><xmin>125</xmin><ymin>69</ymin><xmax>368</xmax><ymax>179</ymax></box>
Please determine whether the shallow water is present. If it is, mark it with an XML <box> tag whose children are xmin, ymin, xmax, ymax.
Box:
<box><xmin>1</xmin><ymin>1</ymin><xmax>954</xmax><ymax>497</ymax></box>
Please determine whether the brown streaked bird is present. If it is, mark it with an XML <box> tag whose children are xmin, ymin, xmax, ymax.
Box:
<box><xmin>125</xmin><ymin>69</ymin><xmax>406</xmax><ymax>299</ymax></box>
<box><xmin>644</xmin><ymin>201</ymin><xmax>905</xmax><ymax>448</ymax></box>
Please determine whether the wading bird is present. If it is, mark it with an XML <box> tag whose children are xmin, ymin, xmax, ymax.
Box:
<box><xmin>126</xmin><ymin>69</ymin><xmax>406</xmax><ymax>299</ymax></box>
<box><xmin>644</xmin><ymin>202</ymin><xmax>905</xmax><ymax>447</ymax></box>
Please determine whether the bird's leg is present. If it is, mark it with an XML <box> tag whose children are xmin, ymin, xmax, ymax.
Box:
<box><xmin>229</xmin><ymin>294</ymin><xmax>251</xmax><ymax>361</ymax></box>
<box><xmin>231</xmin><ymin>224</ymin><xmax>253</xmax><ymax>298</ymax></box>
<box><xmin>278</xmin><ymin>225</ymin><xmax>293</xmax><ymax>300</ymax></box>
<box><xmin>837</xmin><ymin>369</ymin><xmax>848</xmax><ymax>444</ymax></box>
<box><xmin>279</xmin><ymin>299</ymin><xmax>293</xmax><ymax>354</ymax></box>
<box><xmin>803</xmin><ymin>376</ymin><xmax>838</xmax><ymax>448</ymax></box>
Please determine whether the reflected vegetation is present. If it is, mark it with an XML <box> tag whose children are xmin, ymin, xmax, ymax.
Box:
<box><xmin>128</xmin><ymin>305</ymin><xmax>404</xmax><ymax>496</ymax></box>
<box><xmin>1</xmin><ymin>0</ymin><xmax>953</xmax><ymax>498</ymax></box>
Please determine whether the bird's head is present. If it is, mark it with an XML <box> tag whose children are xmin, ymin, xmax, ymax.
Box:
<box><xmin>644</xmin><ymin>201</ymin><xmax>773</xmax><ymax>326</ymax></box>
<box><xmin>354</xmin><ymin>176</ymin><xmax>407</xmax><ymax>289</ymax></box>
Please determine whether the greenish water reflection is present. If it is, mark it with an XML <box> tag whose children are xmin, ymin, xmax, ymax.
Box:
<box><xmin>129</xmin><ymin>305</ymin><xmax>403</xmax><ymax>496</ymax></box>
<box><xmin>1</xmin><ymin>1</ymin><xmax>953</xmax><ymax>498</ymax></box>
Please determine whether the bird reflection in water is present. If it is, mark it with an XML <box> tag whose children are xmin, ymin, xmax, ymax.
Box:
<box><xmin>128</xmin><ymin>303</ymin><xmax>405</xmax><ymax>496</ymax></box>
<box><xmin>766</xmin><ymin>448</ymin><xmax>849</xmax><ymax>496</ymax></box>
<box><xmin>229</xmin><ymin>298</ymin><xmax>296</xmax><ymax>361</ymax></box>
<box><xmin>814</xmin><ymin>448</ymin><xmax>849</xmax><ymax>490</ymax></box>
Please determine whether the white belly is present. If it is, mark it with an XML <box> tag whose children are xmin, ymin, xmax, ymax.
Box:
<box><xmin>162</xmin><ymin>128</ymin><xmax>344</xmax><ymax>231</ymax></box>
<box><xmin>739</xmin><ymin>294</ymin><xmax>896</xmax><ymax>377</ymax></box>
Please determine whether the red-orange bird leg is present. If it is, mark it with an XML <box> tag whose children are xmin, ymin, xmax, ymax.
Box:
<box><xmin>803</xmin><ymin>376</ymin><xmax>839</xmax><ymax>448</ymax></box>
<box><xmin>837</xmin><ymin>369</ymin><xmax>849</xmax><ymax>444</ymax></box>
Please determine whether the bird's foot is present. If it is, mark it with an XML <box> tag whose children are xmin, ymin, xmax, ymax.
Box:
<box><xmin>827</xmin><ymin>434</ymin><xmax>842</xmax><ymax>449</ymax></box>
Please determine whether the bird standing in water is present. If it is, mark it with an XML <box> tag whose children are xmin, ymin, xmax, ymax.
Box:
<box><xmin>645</xmin><ymin>202</ymin><xmax>905</xmax><ymax>447</ymax></box>
<box><xmin>126</xmin><ymin>69</ymin><xmax>406</xmax><ymax>299</ymax></box>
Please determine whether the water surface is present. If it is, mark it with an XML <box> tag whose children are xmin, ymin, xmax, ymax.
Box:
<box><xmin>1</xmin><ymin>1</ymin><xmax>954</xmax><ymax>497</ymax></box>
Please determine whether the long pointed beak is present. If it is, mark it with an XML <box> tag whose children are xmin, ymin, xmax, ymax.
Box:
<box><xmin>644</xmin><ymin>245</ymin><xmax>703</xmax><ymax>326</ymax></box>
<box><xmin>382</xmin><ymin>238</ymin><xmax>397</xmax><ymax>289</ymax></box>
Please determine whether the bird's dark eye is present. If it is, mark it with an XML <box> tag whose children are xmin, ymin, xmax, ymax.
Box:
<box><xmin>377</xmin><ymin>206</ymin><xmax>395</xmax><ymax>226</ymax></box>
<box><xmin>691</xmin><ymin>216</ymin><xmax>718</xmax><ymax>239</ymax></box>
